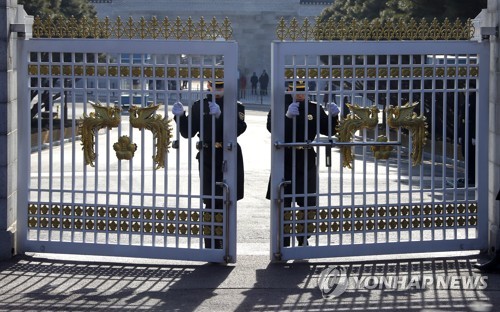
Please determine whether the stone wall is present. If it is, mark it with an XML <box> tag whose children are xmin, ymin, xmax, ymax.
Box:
<box><xmin>92</xmin><ymin>0</ymin><xmax>332</xmax><ymax>82</ymax></box>
<box><xmin>0</xmin><ymin>0</ymin><xmax>30</xmax><ymax>260</ymax></box>
<box><xmin>486</xmin><ymin>0</ymin><xmax>500</xmax><ymax>256</ymax></box>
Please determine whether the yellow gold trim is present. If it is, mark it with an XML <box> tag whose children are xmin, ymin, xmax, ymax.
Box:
<box><xmin>283</xmin><ymin>66</ymin><xmax>474</xmax><ymax>80</ymax></box>
<box><xmin>45</xmin><ymin>203</ymin><xmax>455</xmax><ymax>234</ymax></box>
<box><xmin>86</xmin><ymin>66</ymin><xmax>96</xmax><ymax>76</ymax></box>
<box><xmin>129</xmin><ymin>104</ymin><xmax>173</xmax><ymax>169</ymax></box>
<box><xmin>79</xmin><ymin>101</ymin><xmax>121</xmax><ymax>167</ymax></box>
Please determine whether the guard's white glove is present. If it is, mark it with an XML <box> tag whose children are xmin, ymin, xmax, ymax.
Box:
<box><xmin>172</xmin><ymin>101</ymin><xmax>185</xmax><ymax>116</ymax></box>
<box><xmin>208</xmin><ymin>101</ymin><xmax>221</xmax><ymax>118</ymax></box>
<box><xmin>327</xmin><ymin>102</ymin><xmax>340</xmax><ymax>116</ymax></box>
<box><xmin>286</xmin><ymin>102</ymin><xmax>300</xmax><ymax>118</ymax></box>
<box><xmin>458</xmin><ymin>137</ymin><xmax>463</xmax><ymax>145</ymax></box>
<box><xmin>472</xmin><ymin>138</ymin><xmax>476</xmax><ymax>146</ymax></box>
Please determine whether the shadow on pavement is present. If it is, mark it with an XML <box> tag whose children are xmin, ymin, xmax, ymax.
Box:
<box><xmin>234</xmin><ymin>255</ymin><xmax>497</xmax><ymax>312</ymax></box>
<box><xmin>0</xmin><ymin>255</ymin><xmax>233</xmax><ymax>311</ymax></box>
<box><xmin>1</xmin><ymin>254</ymin><xmax>499</xmax><ymax>311</ymax></box>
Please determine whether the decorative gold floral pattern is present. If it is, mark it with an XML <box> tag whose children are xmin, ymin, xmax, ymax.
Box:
<box><xmin>277</xmin><ymin>17</ymin><xmax>474</xmax><ymax>41</ymax></box>
<box><xmin>282</xmin><ymin>203</ymin><xmax>478</xmax><ymax>235</ymax></box>
<box><xmin>28</xmin><ymin>203</ymin><xmax>223</xmax><ymax>236</ymax></box>
<box><xmin>33</xmin><ymin>16</ymin><xmax>233</xmax><ymax>40</ymax></box>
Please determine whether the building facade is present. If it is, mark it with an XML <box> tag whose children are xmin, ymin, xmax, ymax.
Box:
<box><xmin>91</xmin><ymin>0</ymin><xmax>333</xmax><ymax>83</ymax></box>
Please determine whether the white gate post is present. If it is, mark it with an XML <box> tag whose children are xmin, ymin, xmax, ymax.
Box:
<box><xmin>0</xmin><ymin>1</ymin><xmax>32</xmax><ymax>260</ymax></box>
<box><xmin>269</xmin><ymin>42</ymin><xmax>286</xmax><ymax>261</ymax></box>
<box><xmin>487</xmin><ymin>0</ymin><xmax>500</xmax><ymax>257</ymax></box>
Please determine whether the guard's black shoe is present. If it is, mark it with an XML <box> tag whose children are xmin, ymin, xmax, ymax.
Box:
<box><xmin>298</xmin><ymin>238</ymin><xmax>309</xmax><ymax>246</ymax></box>
<box><xmin>474</xmin><ymin>254</ymin><xmax>500</xmax><ymax>272</ymax></box>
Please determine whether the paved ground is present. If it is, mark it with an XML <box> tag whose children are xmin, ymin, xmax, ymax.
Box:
<box><xmin>0</xmin><ymin>252</ymin><xmax>499</xmax><ymax>311</ymax></box>
<box><xmin>1</xmin><ymin>105</ymin><xmax>498</xmax><ymax>311</ymax></box>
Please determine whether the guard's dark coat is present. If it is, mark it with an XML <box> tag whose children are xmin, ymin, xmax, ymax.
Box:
<box><xmin>266</xmin><ymin>96</ymin><xmax>338</xmax><ymax>206</ymax></box>
<box><xmin>175</xmin><ymin>95</ymin><xmax>246</xmax><ymax>204</ymax></box>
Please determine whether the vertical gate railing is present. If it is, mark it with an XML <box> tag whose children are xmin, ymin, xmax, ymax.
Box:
<box><xmin>17</xmin><ymin>38</ymin><xmax>239</xmax><ymax>263</ymax></box>
<box><xmin>270</xmin><ymin>40</ymin><xmax>490</xmax><ymax>261</ymax></box>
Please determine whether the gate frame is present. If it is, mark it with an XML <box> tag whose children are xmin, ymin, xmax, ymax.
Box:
<box><xmin>270</xmin><ymin>40</ymin><xmax>491</xmax><ymax>261</ymax></box>
<box><xmin>16</xmin><ymin>38</ymin><xmax>240</xmax><ymax>263</ymax></box>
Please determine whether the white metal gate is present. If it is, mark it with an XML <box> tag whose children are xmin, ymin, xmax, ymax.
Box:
<box><xmin>17</xmin><ymin>38</ymin><xmax>240</xmax><ymax>263</ymax></box>
<box><xmin>269</xmin><ymin>40</ymin><xmax>490</xmax><ymax>261</ymax></box>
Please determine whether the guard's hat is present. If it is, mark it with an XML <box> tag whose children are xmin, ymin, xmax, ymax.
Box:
<box><xmin>214</xmin><ymin>81</ymin><xmax>224</xmax><ymax>88</ymax></box>
<box><xmin>288</xmin><ymin>81</ymin><xmax>306</xmax><ymax>91</ymax></box>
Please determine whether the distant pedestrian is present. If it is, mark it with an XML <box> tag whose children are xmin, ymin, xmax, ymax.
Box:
<box><xmin>259</xmin><ymin>70</ymin><xmax>269</xmax><ymax>96</ymax></box>
<box><xmin>239</xmin><ymin>73</ymin><xmax>247</xmax><ymax>99</ymax></box>
<box><xmin>250</xmin><ymin>72</ymin><xmax>258</xmax><ymax>95</ymax></box>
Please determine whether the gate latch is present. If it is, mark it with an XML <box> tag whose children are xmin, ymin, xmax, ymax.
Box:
<box><xmin>325</xmin><ymin>139</ymin><xmax>332</xmax><ymax>167</ymax></box>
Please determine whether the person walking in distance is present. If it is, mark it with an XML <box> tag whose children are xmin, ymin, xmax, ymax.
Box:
<box><xmin>259</xmin><ymin>70</ymin><xmax>269</xmax><ymax>96</ymax></box>
<box><xmin>250</xmin><ymin>72</ymin><xmax>259</xmax><ymax>95</ymax></box>
<box><xmin>172</xmin><ymin>81</ymin><xmax>247</xmax><ymax>249</ymax></box>
<box><xmin>239</xmin><ymin>73</ymin><xmax>247</xmax><ymax>99</ymax></box>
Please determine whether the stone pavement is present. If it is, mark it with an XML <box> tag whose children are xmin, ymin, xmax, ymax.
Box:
<box><xmin>1</xmin><ymin>107</ymin><xmax>499</xmax><ymax>312</ymax></box>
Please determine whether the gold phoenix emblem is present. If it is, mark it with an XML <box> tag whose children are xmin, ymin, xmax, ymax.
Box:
<box><xmin>80</xmin><ymin>102</ymin><xmax>172</xmax><ymax>169</ymax></box>
<box><xmin>79</xmin><ymin>101</ymin><xmax>121</xmax><ymax>167</ymax></box>
<box><xmin>386</xmin><ymin>102</ymin><xmax>428</xmax><ymax>166</ymax></box>
<box><xmin>336</xmin><ymin>104</ymin><xmax>379</xmax><ymax>168</ymax></box>
<box><xmin>335</xmin><ymin>102</ymin><xmax>428</xmax><ymax>168</ymax></box>
<box><xmin>129</xmin><ymin>104</ymin><xmax>173</xmax><ymax>169</ymax></box>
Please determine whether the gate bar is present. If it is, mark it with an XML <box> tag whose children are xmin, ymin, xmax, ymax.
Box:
<box><xmin>274</xmin><ymin>180</ymin><xmax>291</xmax><ymax>261</ymax></box>
<box><xmin>216</xmin><ymin>181</ymin><xmax>231</xmax><ymax>263</ymax></box>
<box><xmin>274</xmin><ymin>140</ymin><xmax>401</xmax><ymax>148</ymax></box>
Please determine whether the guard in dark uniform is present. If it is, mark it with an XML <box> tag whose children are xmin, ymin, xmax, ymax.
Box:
<box><xmin>266</xmin><ymin>81</ymin><xmax>339</xmax><ymax>247</ymax></box>
<box><xmin>172</xmin><ymin>81</ymin><xmax>247</xmax><ymax>249</ymax></box>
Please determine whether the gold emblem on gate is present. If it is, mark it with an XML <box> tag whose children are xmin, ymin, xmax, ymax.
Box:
<box><xmin>80</xmin><ymin>102</ymin><xmax>172</xmax><ymax>169</ymax></box>
<box><xmin>129</xmin><ymin>104</ymin><xmax>173</xmax><ymax>169</ymax></box>
<box><xmin>80</xmin><ymin>101</ymin><xmax>121</xmax><ymax>167</ymax></box>
<box><xmin>113</xmin><ymin>136</ymin><xmax>137</xmax><ymax>160</ymax></box>
<box><xmin>371</xmin><ymin>135</ymin><xmax>393</xmax><ymax>160</ymax></box>
<box><xmin>335</xmin><ymin>102</ymin><xmax>428</xmax><ymax>168</ymax></box>
<box><xmin>386</xmin><ymin>102</ymin><xmax>428</xmax><ymax>166</ymax></box>
<box><xmin>336</xmin><ymin>104</ymin><xmax>379</xmax><ymax>168</ymax></box>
